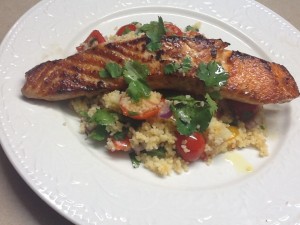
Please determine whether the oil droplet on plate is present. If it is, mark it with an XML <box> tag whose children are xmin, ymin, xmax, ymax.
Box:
<box><xmin>225</xmin><ymin>151</ymin><xmax>253</xmax><ymax>173</ymax></box>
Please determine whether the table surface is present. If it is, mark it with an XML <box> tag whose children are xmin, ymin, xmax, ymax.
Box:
<box><xmin>0</xmin><ymin>1</ymin><xmax>299</xmax><ymax>225</ymax></box>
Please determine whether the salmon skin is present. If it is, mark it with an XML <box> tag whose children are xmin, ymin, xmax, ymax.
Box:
<box><xmin>21</xmin><ymin>34</ymin><xmax>299</xmax><ymax>104</ymax></box>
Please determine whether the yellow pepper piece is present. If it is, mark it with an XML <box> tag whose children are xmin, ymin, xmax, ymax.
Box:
<box><xmin>228</xmin><ymin>126</ymin><xmax>239</xmax><ymax>141</ymax></box>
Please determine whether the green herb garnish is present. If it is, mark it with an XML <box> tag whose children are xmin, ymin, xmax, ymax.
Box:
<box><xmin>168</xmin><ymin>95</ymin><xmax>216</xmax><ymax>135</ymax></box>
<box><xmin>89</xmin><ymin>125</ymin><xmax>108</xmax><ymax>141</ymax></box>
<box><xmin>181</xmin><ymin>57</ymin><xmax>192</xmax><ymax>73</ymax></box>
<box><xmin>205</xmin><ymin>93</ymin><xmax>218</xmax><ymax>115</ymax></box>
<box><xmin>90</xmin><ymin>109</ymin><xmax>117</xmax><ymax>125</ymax></box>
<box><xmin>164</xmin><ymin>57</ymin><xmax>192</xmax><ymax>75</ymax></box>
<box><xmin>164</xmin><ymin>62</ymin><xmax>181</xmax><ymax>74</ymax></box>
<box><xmin>113</xmin><ymin>128</ymin><xmax>129</xmax><ymax>141</ymax></box>
<box><xmin>129</xmin><ymin>151</ymin><xmax>141</xmax><ymax>168</ymax></box>
<box><xmin>105</xmin><ymin>62</ymin><xmax>123</xmax><ymax>78</ymax></box>
<box><xmin>99</xmin><ymin>60</ymin><xmax>151</xmax><ymax>102</ymax></box>
<box><xmin>99</xmin><ymin>62</ymin><xmax>123</xmax><ymax>78</ymax></box>
<box><xmin>146</xmin><ymin>147</ymin><xmax>166</xmax><ymax>158</ymax></box>
<box><xmin>139</xmin><ymin>16</ymin><xmax>166</xmax><ymax>52</ymax></box>
<box><xmin>185</xmin><ymin>25</ymin><xmax>199</xmax><ymax>32</ymax></box>
<box><xmin>123</xmin><ymin>61</ymin><xmax>151</xmax><ymax>101</ymax></box>
<box><xmin>99</xmin><ymin>69</ymin><xmax>110</xmax><ymax>78</ymax></box>
<box><xmin>123</xmin><ymin>60</ymin><xmax>149</xmax><ymax>82</ymax></box>
<box><xmin>196</xmin><ymin>61</ymin><xmax>228</xmax><ymax>87</ymax></box>
<box><xmin>126</xmin><ymin>80</ymin><xmax>151</xmax><ymax>102</ymax></box>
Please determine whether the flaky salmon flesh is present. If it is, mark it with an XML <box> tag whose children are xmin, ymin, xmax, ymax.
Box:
<box><xmin>21</xmin><ymin>34</ymin><xmax>299</xmax><ymax>104</ymax></box>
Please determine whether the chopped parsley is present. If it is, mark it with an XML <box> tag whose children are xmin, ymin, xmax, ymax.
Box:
<box><xmin>139</xmin><ymin>16</ymin><xmax>166</xmax><ymax>52</ymax></box>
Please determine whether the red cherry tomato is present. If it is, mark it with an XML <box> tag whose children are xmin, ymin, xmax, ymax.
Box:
<box><xmin>76</xmin><ymin>30</ymin><xmax>106</xmax><ymax>52</ymax></box>
<box><xmin>121</xmin><ymin>106</ymin><xmax>160</xmax><ymax>120</ymax></box>
<box><xmin>111</xmin><ymin>137</ymin><xmax>131</xmax><ymax>151</ymax></box>
<box><xmin>119</xmin><ymin>95</ymin><xmax>164</xmax><ymax>120</ymax></box>
<box><xmin>175</xmin><ymin>132</ymin><xmax>206</xmax><ymax>162</ymax></box>
<box><xmin>164</xmin><ymin>23</ymin><xmax>183</xmax><ymax>36</ymax></box>
<box><xmin>116</xmin><ymin>24</ymin><xmax>137</xmax><ymax>36</ymax></box>
<box><xmin>227</xmin><ymin>100</ymin><xmax>260</xmax><ymax>122</ymax></box>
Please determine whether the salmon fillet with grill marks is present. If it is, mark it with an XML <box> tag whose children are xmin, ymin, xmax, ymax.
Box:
<box><xmin>21</xmin><ymin>35</ymin><xmax>299</xmax><ymax>104</ymax></box>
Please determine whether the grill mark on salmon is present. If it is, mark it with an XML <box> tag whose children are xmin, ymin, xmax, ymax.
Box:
<box><xmin>21</xmin><ymin>35</ymin><xmax>299</xmax><ymax>104</ymax></box>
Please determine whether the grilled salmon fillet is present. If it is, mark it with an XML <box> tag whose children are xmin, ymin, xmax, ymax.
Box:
<box><xmin>21</xmin><ymin>35</ymin><xmax>299</xmax><ymax>104</ymax></box>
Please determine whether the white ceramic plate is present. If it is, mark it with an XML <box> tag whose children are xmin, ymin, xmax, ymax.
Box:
<box><xmin>1</xmin><ymin>0</ymin><xmax>300</xmax><ymax>224</ymax></box>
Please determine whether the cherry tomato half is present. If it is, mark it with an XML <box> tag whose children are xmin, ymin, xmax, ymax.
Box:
<box><xmin>76</xmin><ymin>30</ymin><xmax>106</xmax><ymax>52</ymax></box>
<box><xmin>119</xmin><ymin>94</ymin><xmax>164</xmax><ymax>120</ymax></box>
<box><xmin>110</xmin><ymin>137</ymin><xmax>131</xmax><ymax>151</ymax></box>
<box><xmin>164</xmin><ymin>23</ymin><xmax>184</xmax><ymax>36</ymax></box>
<box><xmin>175</xmin><ymin>132</ymin><xmax>206</xmax><ymax>162</ymax></box>
<box><xmin>116</xmin><ymin>24</ymin><xmax>137</xmax><ymax>36</ymax></box>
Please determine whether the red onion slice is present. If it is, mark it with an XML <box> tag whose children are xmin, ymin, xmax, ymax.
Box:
<box><xmin>158</xmin><ymin>101</ymin><xmax>172</xmax><ymax>119</ymax></box>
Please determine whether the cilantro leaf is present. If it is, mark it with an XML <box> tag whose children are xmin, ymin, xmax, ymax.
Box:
<box><xmin>113</xmin><ymin>130</ymin><xmax>127</xmax><ymax>141</ymax></box>
<box><xmin>139</xmin><ymin>16</ymin><xmax>166</xmax><ymax>51</ymax></box>
<box><xmin>127</xmin><ymin>80</ymin><xmax>151</xmax><ymax>102</ymax></box>
<box><xmin>164</xmin><ymin>62</ymin><xmax>180</xmax><ymax>75</ymax></box>
<box><xmin>105</xmin><ymin>62</ymin><xmax>123</xmax><ymax>78</ymax></box>
<box><xmin>146</xmin><ymin>147</ymin><xmax>166</xmax><ymax>158</ymax></box>
<box><xmin>170</xmin><ymin>104</ymin><xmax>211</xmax><ymax>135</ymax></box>
<box><xmin>90</xmin><ymin>109</ymin><xmax>117</xmax><ymax>125</ymax></box>
<box><xmin>123</xmin><ymin>60</ymin><xmax>151</xmax><ymax>102</ymax></box>
<box><xmin>170</xmin><ymin>104</ymin><xmax>195</xmax><ymax>135</ymax></box>
<box><xmin>205</xmin><ymin>93</ymin><xmax>218</xmax><ymax>115</ymax></box>
<box><xmin>169</xmin><ymin>95</ymin><xmax>214</xmax><ymax>135</ymax></box>
<box><xmin>163</xmin><ymin>57</ymin><xmax>192</xmax><ymax>75</ymax></box>
<box><xmin>208</xmin><ymin>91</ymin><xmax>221</xmax><ymax>101</ymax></box>
<box><xmin>146</xmin><ymin>42</ymin><xmax>162</xmax><ymax>52</ymax></box>
<box><xmin>197</xmin><ymin>61</ymin><xmax>228</xmax><ymax>87</ymax></box>
<box><xmin>99</xmin><ymin>69</ymin><xmax>110</xmax><ymax>78</ymax></box>
<box><xmin>129</xmin><ymin>152</ymin><xmax>141</xmax><ymax>168</ymax></box>
<box><xmin>89</xmin><ymin>125</ymin><xmax>108</xmax><ymax>141</ymax></box>
<box><xmin>99</xmin><ymin>62</ymin><xmax>123</xmax><ymax>78</ymax></box>
<box><xmin>123</xmin><ymin>61</ymin><xmax>149</xmax><ymax>82</ymax></box>
<box><xmin>181</xmin><ymin>57</ymin><xmax>192</xmax><ymax>73</ymax></box>
<box><xmin>98</xmin><ymin>60</ymin><xmax>151</xmax><ymax>102</ymax></box>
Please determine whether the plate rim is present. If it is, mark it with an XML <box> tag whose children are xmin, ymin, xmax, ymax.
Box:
<box><xmin>1</xmin><ymin>0</ymin><xmax>300</xmax><ymax>224</ymax></box>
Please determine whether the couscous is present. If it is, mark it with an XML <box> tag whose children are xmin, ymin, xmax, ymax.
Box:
<box><xmin>71</xmin><ymin>89</ymin><xmax>267</xmax><ymax>176</ymax></box>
